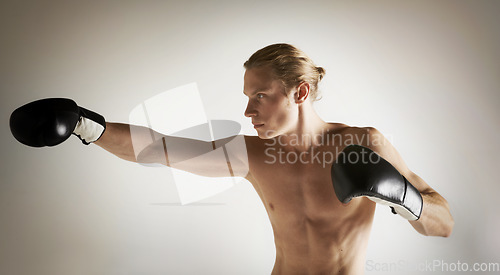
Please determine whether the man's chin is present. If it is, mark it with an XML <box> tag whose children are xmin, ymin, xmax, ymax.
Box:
<box><xmin>257</xmin><ymin>133</ymin><xmax>272</xmax><ymax>139</ymax></box>
<box><xmin>257</xmin><ymin>129</ymin><xmax>278</xmax><ymax>139</ymax></box>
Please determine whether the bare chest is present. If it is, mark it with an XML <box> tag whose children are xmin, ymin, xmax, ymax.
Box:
<box><xmin>244</xmin><ymin>137</ymin><xmax>374</xmax><ymax>234</ymax></box>
<box><xmin>248</xmin><ymin>159</ymin><xmax>344</xmax><ymax>221</ymax></box>
<box><xmin>247</xmin><ymin>157</ymin><xmax>375</xmax><ymax>263</ymax></box>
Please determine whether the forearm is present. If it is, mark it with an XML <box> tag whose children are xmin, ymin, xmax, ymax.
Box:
<box><xmin>93</xmin><ymin>122</ymin><xmax>246</xmax><ymax>176</ymax></box>
<box><xmin>94</xmin><ymin>122</ymin><xmax>155</xmax><ymax>162</ymax></box>
<box><xmin>409</xmin><ymin>191</ymin><xmax>454</xmax><ymax>237</ymax></box>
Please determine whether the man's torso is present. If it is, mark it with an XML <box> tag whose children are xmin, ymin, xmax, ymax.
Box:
<box><xmin>244</xmin><ymin>123</ymin><xmax>376</xmax><ymax>274</ymax></box>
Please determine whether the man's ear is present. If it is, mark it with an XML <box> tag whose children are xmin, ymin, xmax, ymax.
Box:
<box><xmin>295</xmin><ymin>82</ymin><xmax>310</xmax><ymax>103</ymax></box>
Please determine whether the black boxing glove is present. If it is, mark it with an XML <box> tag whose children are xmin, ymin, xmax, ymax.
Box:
<box><xmin>10</xmin><ymin>98</ymin><xmax>106</xmax><ymax>147</ymax></box>
<box><xmin>331</xmin><ymin>144</ymin><xmax>423</xmax><ymax>220</ymax></box>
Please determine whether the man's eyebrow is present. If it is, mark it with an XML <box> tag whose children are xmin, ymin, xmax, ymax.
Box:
<box><xmin>243</xmin><ymin>88</ymin><xmax>265</xmax><ymax>96</ymax></box>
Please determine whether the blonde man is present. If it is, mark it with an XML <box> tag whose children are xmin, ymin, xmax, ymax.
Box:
<box><xmin>11</xmin><ymin>43</ymin><xmax>454</xmax><ymax>274</ymax></box>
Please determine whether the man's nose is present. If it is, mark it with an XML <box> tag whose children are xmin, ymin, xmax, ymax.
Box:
<box><xmin>244</xmin><ymin>101</ymin><xmax>257</xmax><ymax>117</ymax></box>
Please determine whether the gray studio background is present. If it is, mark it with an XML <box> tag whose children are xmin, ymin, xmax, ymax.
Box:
<box><xmin>1</xmin><ymin>0</ymin><xmax>499</xmax><ymax>274</ymax></box>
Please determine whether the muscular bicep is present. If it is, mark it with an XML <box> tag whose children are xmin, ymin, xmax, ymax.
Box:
<box><xmin>136</xmin><ymin>134</ymin><xmax>249</xmax><ymax>178</ymax></box>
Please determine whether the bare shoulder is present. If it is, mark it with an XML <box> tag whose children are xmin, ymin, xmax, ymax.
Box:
<box><xmin>242</xmin><ymin>135</ymin><xmax>270</xmax><ymax>159</ymax></box>
<box><xmin>325</xmin><ymin>123</ymin><xmax>385</xmax><ymax>149</ymax></box>
<box><xmin>331</xmin><ymin>124</ymin><xmax>410</xmax><ymax>170</ymax></box>
<box><xmin>242</xmin><ymin>135</ymin><xmax>270</xmax><ymax>182</ymax></box>
<box><xmin>328</xmin><ymin>123</ymin><xmax>373</xmax><ymax>134</ymax></box>
<box><xmin>243</xmin><ymin>135</ymin><xmax>265</xmax><ymax>149</ymax></box>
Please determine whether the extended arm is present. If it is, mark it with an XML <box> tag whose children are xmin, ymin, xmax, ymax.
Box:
<box><xmin>10</xmin><ymin>98</ymin><xmax>249</xmax><ymax>178</ymax></box>
<box><xmin>96</xmin><ymin>122</ymin><xmax>249</xmax><ymax>177</ymax></box>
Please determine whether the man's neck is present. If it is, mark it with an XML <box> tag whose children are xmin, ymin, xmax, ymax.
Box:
<box><xmin>281</xmin><ymin>103</ymin><xmax>328</xmax><ymax>152</ymax></box>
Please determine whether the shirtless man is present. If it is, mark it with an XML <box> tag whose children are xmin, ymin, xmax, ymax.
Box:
<box><xmin>10</xmin><ymin>43</ymin><xmax>454</xmax><ymax>274</ymax></box>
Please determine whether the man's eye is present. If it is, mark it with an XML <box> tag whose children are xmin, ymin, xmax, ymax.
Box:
<box><xmin>257</xmin><ymin>94</ymin><xmax>264</xmax><ymax>99</ymax></box>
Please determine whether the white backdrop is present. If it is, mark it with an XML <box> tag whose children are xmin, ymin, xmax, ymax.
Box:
<box><xmin>1</xmin><ymin>0</ymin><xmax>499</xmax><ymax>274</ymax></box>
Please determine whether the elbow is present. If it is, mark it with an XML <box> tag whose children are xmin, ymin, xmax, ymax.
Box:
<box><xmin>442</xmin><ymin>230</ymin><xmax>452</xmax><ymax>238</ymax></box>
<box><xmin>439</xmin><ymin>201</ymin><xmax>455</xmax><ymax>238</ymax></box>
<box><xmin>427</xmin><ymin>216</ymin><xmax>454</xmax><ymax>238</ymax></box>
<box><xmin>413</xmin><ymin>214</ymin><xmax>454</xmax><ymax>238</ymax></box>
<box><xmin>441</xmin><ymin>216</ymin><xmax>454</xmax><ymax>238</ymax></box>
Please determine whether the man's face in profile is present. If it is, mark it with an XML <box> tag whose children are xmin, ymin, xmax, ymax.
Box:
<box><xmin>243</xmin><ymin>67</ymin><xmax>299</xmax><ymax>139</ymax></box>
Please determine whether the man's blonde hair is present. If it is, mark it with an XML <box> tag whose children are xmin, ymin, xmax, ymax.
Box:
<box><xmin>244</xmin><ymin>43</ymin><xmax>326</xmax><ymax>101</ymax></box>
